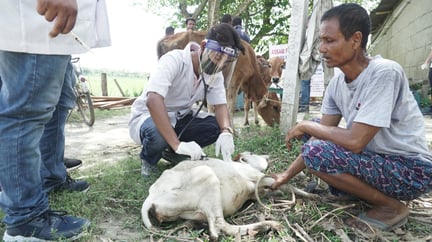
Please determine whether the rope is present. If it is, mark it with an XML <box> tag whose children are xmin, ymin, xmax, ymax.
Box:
<box><xmin>254</xmin><ymin>175</ymin><xmax>296</xmax><ymax>211</ymax></box>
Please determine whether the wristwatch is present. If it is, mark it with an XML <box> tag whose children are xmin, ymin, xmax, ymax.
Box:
<box><xmin>221</xmin><ymin>127</ymin><xmax>234</xmax><ymax>134</ymax></box>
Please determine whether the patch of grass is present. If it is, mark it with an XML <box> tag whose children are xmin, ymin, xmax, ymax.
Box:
<box><xmin>85</xmin><ymin>74</ymin><xmax>146</xmax><ymax>97</ymax></box>
<box><xmin>1</xmin><ymin>111</ymin><xmax>432</xmax><ymax>241</ymax></box>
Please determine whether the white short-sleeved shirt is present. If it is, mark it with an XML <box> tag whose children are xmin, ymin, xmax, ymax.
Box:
<box><xmin>321</xmin><ymin>56</ymin><xmax>432</xmax><ymax>162</ymax></box>
<box><xmin>0</xmin><ymin>0</ymin><xmax>111</xmax><ymax>54</ymax></box>
<box><xmin>430</xmin><ymin>46</ymin><xmax>432</xmax><ymax>68</ymax></box>
<box><xmin>128</xmin><ymin>42</ymin><xmax>227</xmax><ymax>144</ymax></box>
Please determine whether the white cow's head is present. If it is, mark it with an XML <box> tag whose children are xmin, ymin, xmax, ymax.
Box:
<box><xmin>233</xmin><ymin>151</ymin><xmax>269</xmax><ymax>171</ymax></box>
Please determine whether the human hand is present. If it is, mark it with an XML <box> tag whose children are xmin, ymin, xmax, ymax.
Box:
<box><xmin>421</xmin><ymin>63</ymin><xmax>427</xmax><ymax>70</ymax></box>
<box><xmin>285</xmin><ymin>124</ymin><xmax>305</xmax><ymax>151</ymax></box>
<box><xmin>36</xmin><ymin>0</ymin><xmax>78</xmax><ymax>37</ymax></box>
<box><xmin>215</xmin><ymin>133</ymin><xmax>234</xmax><ymax>162</ymax></box>
<box><xmin>270</xmin><ymin>173</ymin><xmax>288</xmax><ymax>190</ymax></box>
<box><xmin>175</xmin><ymin>141</ymin><xmax>205</xmax><ymax>160</ymax></box>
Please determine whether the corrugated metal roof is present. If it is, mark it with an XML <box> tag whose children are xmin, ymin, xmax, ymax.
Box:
<box><xmin>370</xmin><ymin>0</ymin><xmax>402</xmax><ymax>35</ymax></box>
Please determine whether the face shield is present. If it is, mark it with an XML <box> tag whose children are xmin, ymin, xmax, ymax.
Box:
<box><xmin>200</xmin><ymin>39</ymin><xmax>238</xmax><ymax>85</ymax></box>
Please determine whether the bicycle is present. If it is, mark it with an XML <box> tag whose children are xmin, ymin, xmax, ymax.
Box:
<box><xmin>70</xmin><ymin>57</ymin><xmax>95</xmax><ymax>126</ymax></box>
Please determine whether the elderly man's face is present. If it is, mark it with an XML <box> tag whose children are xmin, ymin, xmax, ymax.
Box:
<box><xmin>319</xmin><ymin>18</ymin><xmax>357</xmax><ymax>69</ymax></box>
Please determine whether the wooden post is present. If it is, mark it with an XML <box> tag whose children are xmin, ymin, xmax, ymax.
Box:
<box><xmin>280</xmin><ymin>0</ymin><xmax>309</xmax><ymax>135</ymax></box>
<box><xmin>101</xmin><ymin>73</ymin><xmax>108</xmax><ymax>96</ymax></box>
<box><xmin>114</xmin><ymin>79</ymin><xmax>126</xmax><ymax>97</ymax></box>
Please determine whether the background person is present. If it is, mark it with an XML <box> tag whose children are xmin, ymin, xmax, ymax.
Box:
<box><xmin>64</xmin><ymin>157</ymin><xmax>83</xmax><ymax>169</ymax></box>
<box><xmin>421</xmin><ymin>46</ymin><xmax>432</xmax><ymax>113</ymax></box>
<box><xmin>39</xmin><ymin>64</ymin><xmax>90</xmax><ymax>194</ymax></box>
<box><xmin>0</xmin><ymin>0</ymin><xmax>111</xmax><ymax>241</ymax></box>
<box><xmin>271</xmin><ymin>3</ymin><xmax>432</xmax><ymax>232</ymax></box>
<box><xmin>298</xmin><ymin>79</ymin><xmax>311</xmax><ymax>112</ymax></box>
<box><xmin>165</xmin><ymin>26</ymin><xmax>175</xmax><ymax>36</ymax></box>
<box><xmin>129</xmin><ymin>23</ymin><xmax>244</xmax><ymax>177</ymax></box>
<box><xmin>185</xmin><ymin>17</ymin><xmax>196</xmax><ymax>31</ymax></box>
<box><xmin>232</xmin><ymin>16</ymin><xmax>250</xmax><ymax>43</ymax></box>
<box><xmin>220</xmin><ymin>14</ymin><xmax>232</xmax><ymax>25</ymax></box>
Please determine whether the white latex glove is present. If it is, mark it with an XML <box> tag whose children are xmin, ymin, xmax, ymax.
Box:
<box><xmin>421</xmin><ymin>63</ymin><xmax>427</xmax><ymax>70</ymax></box>
<box><xmin>215</xmin><ymin>133</ymin><xmax>234</xmax><ymax>162</ymax></box>
<box><xmin>175</xmin><ymin>141</ymin><xmax>205</xmax><ymax>160</ymax></box>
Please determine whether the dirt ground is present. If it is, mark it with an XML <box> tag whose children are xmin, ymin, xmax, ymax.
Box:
<box><xmin>65</xmin><ymin>109</ymin><xmax>432</xmax><ymax>165</ymax></box>
<box><xmin>65</xmin><ymin>113</ymin><xmax>138</xmax><ymax>169</ymax></box>
<box><xmin>65</xmin><ymin>114</ymin><xmax>144</xmax><ymax>241</ymax></box>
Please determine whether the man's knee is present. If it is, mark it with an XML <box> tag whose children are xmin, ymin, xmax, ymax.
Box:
<box><xmin>302</xmin><ymin>140</ymin><xmax>333</xmax><ymax>168</ymax></box>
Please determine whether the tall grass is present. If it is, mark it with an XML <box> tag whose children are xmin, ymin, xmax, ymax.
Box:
<box><xmin>85</xmin><ymin>74</ymin><xmax>147</xmax><ymax>97</ymax></box>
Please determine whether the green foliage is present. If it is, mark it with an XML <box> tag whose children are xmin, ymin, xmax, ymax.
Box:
<box><xmin>83</xmin><ymin>72</ymin><xmax>147</xmax><ymax>97</ymax></box>
<box><xmin>142</xmin><ymin>0</ymin><xmax>380</xmax><ymax>57</ymax></box>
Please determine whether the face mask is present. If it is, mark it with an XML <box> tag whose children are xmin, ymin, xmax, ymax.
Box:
<box><xmin>200</xmin><ymin>39</ymin><xmax>238</xmax><ymax>76</ymax></box>
<box><xmin>201</xmin><ymin>57</ymin><xmax>220</xmax><ymax>75</ymax></box>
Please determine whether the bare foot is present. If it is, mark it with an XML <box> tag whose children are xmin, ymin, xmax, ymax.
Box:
<box><xmin>345</xmin><ymin>205</ymin><xmax>409</xmax><ymax>232</ymax></box>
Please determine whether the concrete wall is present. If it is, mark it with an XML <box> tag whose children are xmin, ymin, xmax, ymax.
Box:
<box><xmin>369</xmin><ymin>0</ymin><xmax>432</xmax><ymax>84</ymax></box>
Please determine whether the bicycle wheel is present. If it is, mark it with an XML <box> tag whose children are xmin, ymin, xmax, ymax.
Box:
<box><xmin>76</xmin><ymin>91</ymin><xmax>95</xmax><ymax>126</ymax></box>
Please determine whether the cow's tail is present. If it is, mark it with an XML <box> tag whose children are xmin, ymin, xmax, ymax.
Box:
<box><xmin>141</xmin><ymin>198</ymin><xmax>155</xmax><ymax>229</ymax></box>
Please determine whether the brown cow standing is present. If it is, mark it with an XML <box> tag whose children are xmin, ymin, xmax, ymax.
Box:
<box><xmin>157</xmin><ymin>31</ymin><xmax>207</xmax><ymax>60</ymax></box>
<box><xmin>268</xmin><ymin>56</ymin><xmax>285</xmax><ymax>86</ymax></box>
<box><xmin>243</xmin><ymin>56</ymin><xmax>284</xmax><ymax>127</ymax></box>
<box><xmin>156</xmin><ymin>31</ymin><xmax>270</xmax><ymax>129</ymax></box>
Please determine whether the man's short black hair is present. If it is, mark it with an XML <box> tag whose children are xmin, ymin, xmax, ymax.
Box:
<box><xmin>321</xmin><ymin>3</ymin><xmax>370</xmax><ymax>49</ymax></box>
<box><xmin>206</xmin><ymin>23</ymin><xmax>245</xmax><ymax>54</ymax></box>
<box><xmin>165</xmin><ymin>26</ymin><xmax>174</xmax><ymax>35</ymax></box>
<box><xmin>221</xmin><ymin>14</ymin><xmax>232</xmax><ymax>24</ymax></box>
<box><xmin>232</xmin><ymin>17</ymin><xmax>242</xmax><ymax>26</ymax></box>
<box><xmin>185</xmin><ymin>17</ymin><xmax>196</xmax><ymax>25</ymax></box>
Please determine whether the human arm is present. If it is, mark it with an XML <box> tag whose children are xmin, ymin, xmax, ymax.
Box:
<box><xmin>213</xmin><ymin>104</ymin><xmax>234</xmax><ymax>161</ymax></box>
<box><xmin>271</xmin><ymin>114</ymin><xmax>379</xmax><ymax>189</ymax></box>
<box><xmin>146</xmin><ymin>92</ymin><xmax>204</xmax><ymax>159</ymax></box>
<box><xmin>36</xmin><ymin>0</ymin><xmax>77</xmax><ymax>38</ymax></box>
<box><xmin>213</xmin><ymin>103</ymin><xmax>232</xmax><ymax>132</ymax></box>
<box><xmin>287</xmin><ymin>113</ymin><xmax>380</xmax><ymax>154</ymax></box>
<box><xmin>271</xmin><ymin>115</ymin><xmax>340</xmax><ymax>189</ymax></box>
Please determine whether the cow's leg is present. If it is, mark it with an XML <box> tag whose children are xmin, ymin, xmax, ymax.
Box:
<box><xmin>226</xmin><ymin>84</ymin><xmax>241</xmax><ymax>129</ymax></box>
<box><xmin>243</xmin><ymin>95</ymin><xmax>250</xmax><ymax>126</ymax></box>
<box><xmin>253</xmin><ymin>101</ymin><xmax>260</xmax><ymax>126</ymax></box>
<box><xmin>190</xmin><ymin>167</ymin><xmax>228</xmax><ymax>240</ymax></box>
<box><xmin>217</xmin><ymin>220</ymin><xmax>282</xmax><ymax>237</ymax></box>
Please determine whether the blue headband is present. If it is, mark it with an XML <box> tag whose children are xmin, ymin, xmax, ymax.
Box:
<box><xmin>205</xmin><ymin>39</ymin><xmax>237</xmax><ymax>57</ymax></box>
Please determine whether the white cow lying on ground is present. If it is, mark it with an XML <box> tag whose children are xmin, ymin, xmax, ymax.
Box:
<box><xmin>141</xmin><ymin>152</ymin><xmax>282</xmax><ymax>240</ymax></box>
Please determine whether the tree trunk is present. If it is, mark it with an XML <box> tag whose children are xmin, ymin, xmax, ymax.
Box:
<box><xmin>207</xmin><ymin>0</ymin><xmax>220</xmax><ymax>28</ymax></box>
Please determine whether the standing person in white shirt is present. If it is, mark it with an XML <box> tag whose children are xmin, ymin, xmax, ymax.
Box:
<box><xmin>129</xmin><ymin>23</ymin><xmax>244</xmax><ymax>177</ymax></box>
<box><xmin>421</xmin><ymin>46</ymin><xmax>432</xmax><ymax>113</ymax></box>
<box><xmin>0</xmin><ymin>0</ymin><xmax>111</xmax><ymax>241</ymax></box>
